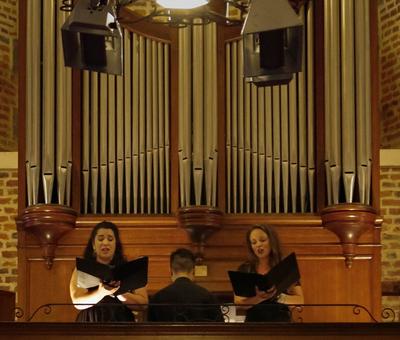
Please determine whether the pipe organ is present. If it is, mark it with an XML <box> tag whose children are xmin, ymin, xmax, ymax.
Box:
<box><xmin>19</xmin><ymin>0</ymin><xmax>381</xmax><ymax>323</ymax></box>
<box><xmin>81</xmin><ymin>32</ymin><xmax>170</xmax><ymax>214</ymax></box>
<box><xmin>26</xmin><ymin>0</ymin><xmax>73</xmax><ymax>207</ymax></box>
<box><xmin>178</xmin><ymin>22</ymin><xmax>218</xmax><ymax>208</ymax></box>
<box><xmin>324</xmin><ymin>0</ymin><xmax>372</xmax><ymax>205</ymax></box>
<box><xmin>226</xmin><ymin>4</ymin><xmax>315</xmax><ymax>213</ymax></box>
<box><xmin>24</xmin><ymin>0</ymin><xmax>373</xmax><ymax>214</ymax></box>
<box><xmin>25</xmin><ymin>1</ymin><xmax>171</xmax><ymax>214</ymax></box>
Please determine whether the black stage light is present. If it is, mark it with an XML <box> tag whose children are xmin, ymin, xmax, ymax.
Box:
<box><xmin>62</xmin><ymin>0</ymin><xmax>123</xmax><ymax>75</ymax></box>
<box><xmin>242</xmin><ymin>0</ymin><xmax>303</xmax><ymax>86</ymax></box>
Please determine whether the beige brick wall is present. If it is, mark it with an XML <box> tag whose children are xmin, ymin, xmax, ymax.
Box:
<box><xmin>380</xmin><ymin>166</ymin><xmax>400</xmax><ymax>321</ymax></box>
<box><xmin>379</xmin><ymin>0</ymin><xmax>400</xmax><ymax>320</ymax></box>
<box><xmin>0</xmin><ymin>0</ymin><xmax>18</xmax><ymax>151</ymax></box>
<box><xmin>0</xmin><ymin>167</ymin><xmax>18</xmax><ymax>292</ymax></box>
<box><xmin>0</xmin><ymin>0</ymin><xmax>18</xmax><ymax>294</ymax></box>
<box><xmin>379</xmin><ymin>0</ymin><xmax>400</xmax><ymax>148</ymax></box>
<box><xmin>380</xmin><ymin>166</ymin><xmax>400</xmax><ymax>284</ymax></box>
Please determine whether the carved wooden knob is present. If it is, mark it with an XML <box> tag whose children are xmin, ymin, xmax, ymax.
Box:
<box><xmin>17</xmin><ymin>204</ymin><xmax>77</xmax><ymax>269</ymax></box>
<box><xmin>177</xmin><ymin>206</ymin><xmax>223</xmax><ymax>262</ymax></box>
<box><xmin>321</xmin><ymin>203</ymin><xmax>377</xmax><ymax>268</ymax></box>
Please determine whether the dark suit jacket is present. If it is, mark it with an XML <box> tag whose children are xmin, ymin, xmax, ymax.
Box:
<box><xmin>148</xmin><ymin>277</ymin><xmax>224</xmax><ymax>322</ymax></box>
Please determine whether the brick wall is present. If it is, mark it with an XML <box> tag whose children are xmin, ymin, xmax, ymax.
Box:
<box><xmin>380</xmin><ymin>166</ymin><xmax>400</xmax><ymax>282</ymax></box>
<box><xmin>379</xmin><ymin>0</ymin><xmax>400</xmax><ymax>321</ymax></box>
<box><xmin>0</xmin><ymin>0</ymin><xmax>18</xmax><ymax>151</ymax></box>
<box><xmin>0</xmin><ymin>0</ymin><xmax>18</xmax><ymax>295</ymax></box>
<box><xmin>379</xmin><ymin>0</ymin><xmax>400</xmax><ymax>148</ymax></box>
<box><xmin>0</xmin><ymin>168</ymin><xmax>18</xmax><ymax>292</ymax></box>
<box><xmin>380</xmin><ymin>164</ymin><xmax>400</xmax><ymax>321</ymax></box>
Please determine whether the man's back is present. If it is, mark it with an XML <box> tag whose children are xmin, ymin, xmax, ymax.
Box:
<box><xmin>148</xmin><ymin>277</ymin><xmax>224</xmax><ymax>322</ymax></box>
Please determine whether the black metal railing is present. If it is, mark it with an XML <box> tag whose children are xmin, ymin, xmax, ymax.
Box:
<box><xmin>13</xmin><ymin>303</ymin><xmax>399</xmax><ymax>323</ymax></box>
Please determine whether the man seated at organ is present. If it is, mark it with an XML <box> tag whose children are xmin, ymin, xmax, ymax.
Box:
<box><xmin>148</xmin><ymin>248</ymin><xmax>224</xmax><ymax>322</ymax></box>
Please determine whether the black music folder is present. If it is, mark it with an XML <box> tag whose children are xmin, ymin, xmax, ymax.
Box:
<box><xmin>76</xmin><ymin>256</ymin><xmax>148</xmax><ymax>295</ymax></box>
<box><xmin>228</xmin><ymin>252</ymin><xmax>300</xmax><ymax>298</ymax></box>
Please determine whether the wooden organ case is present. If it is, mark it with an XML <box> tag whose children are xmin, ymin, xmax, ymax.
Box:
<box><xmin>17</xmin><ymin>0</ymin><xmax>381</xmax><ymax>323</ymax></box>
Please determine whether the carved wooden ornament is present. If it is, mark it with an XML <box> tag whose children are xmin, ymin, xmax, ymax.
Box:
<box><xmin>177</xmin><ymin>206</ymin><xmax>223</xmax><ymax>262</ymax></box>
<box><xmin>321</xmin><ymin>204</ymin><xmax>378</xmax><ymax>268</ymax></box>
<box><xmin>18</xmin><ymin>204</ymin><xmax>77</xmax><ymax>269</ymax></box>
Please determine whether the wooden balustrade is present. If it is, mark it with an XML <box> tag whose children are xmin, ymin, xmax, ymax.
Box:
<box><xmin>0</xmin><ymin>291</ymin><xmax>15</xmax><ymax>321</ymax></box>
<box><xmin>0</xmin><ymin>322</ymin><xmax>399</xmax><ymax>340</ymax></box>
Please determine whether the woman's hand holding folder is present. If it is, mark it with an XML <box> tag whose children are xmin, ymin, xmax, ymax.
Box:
<box><xmin>255</xmin><ymin>285</ymin><xmax>277</xmax><ymax>301</ymax></box>
<box><xmin>98</xmin><ymin>281</ymin><xmax>120</xmax><ymax>297</ymax></box>
<box><xmin>102</xmin><ymin>280</ymin><xmax>120</xmax><ymax>289</ymax></box>
<box><xmin>234</xmin><ymin>285</ymin><xmax>278</xmax><ymax>310</ymax></box>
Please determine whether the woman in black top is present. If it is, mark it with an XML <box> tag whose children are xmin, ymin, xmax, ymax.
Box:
<box><xmin>69</xmin><ymin>221</ymin><xmax>148</xmax><ymax>322</ymax></box>
<box><xmin>234</xmin><ymin>224</ymin><xmax>304</xmax><ymax>322</ymax></box>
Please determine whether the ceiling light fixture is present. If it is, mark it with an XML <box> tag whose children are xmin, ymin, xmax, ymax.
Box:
<box><xmin>135</xmin><ymin>0</ymin><xmax>248</xmax><ymax>27</ymax></box>
<box><xmin>156</xmin><ymin>0</ymin><xmax>209</xmax><ymax>10</ymax></box>
<box><xmin>60</xmin><ymin>1</ymin><xmax>250</xmax><ymax>28</ymax></box>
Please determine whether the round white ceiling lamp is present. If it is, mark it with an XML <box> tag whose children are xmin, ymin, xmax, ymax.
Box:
<box><xmin>156</xmin><ymin>0</ymin><xmax>209</xmax><ymax>10</ymax></box>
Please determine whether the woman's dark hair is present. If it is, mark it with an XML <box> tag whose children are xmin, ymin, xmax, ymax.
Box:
<box><xmin>83</xmin><ymin>221</ymin><xmax>125</xmax><ymax>266</ymax></box>
<box><xmin>246</xmin><ymin>224</ymin><xmax>283</xmax><ymax>269</ymax></box>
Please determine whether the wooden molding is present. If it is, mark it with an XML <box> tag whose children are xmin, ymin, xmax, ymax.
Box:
<box><xmin>1</xmin><ymin>322</ymin><xmax>400</xmax><ymax>339</ymax></box>
<box><xmin>17</xmin><ymin>204</ymin><xmax>78</xmax><ymax>269</ymax></box>
<box><xmin>18</xmin><ymin>0</ymin><xmax>27</xmax><ymax>215</ymax></box>
<box><xmin>0</xmin><ymin>291</ymin><xmax>15</xmax><ymax>322</ymax></box>
<box><xmin>321</xmin><ymin>204</ymin><xmax>379</xmax><ymax>268</ymax></box>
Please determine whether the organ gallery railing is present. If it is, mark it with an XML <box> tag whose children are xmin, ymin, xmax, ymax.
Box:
<box><xmin>13</xmin><ymin>303</ymin><xmax>398</xmax><ymax>323</ymax></box>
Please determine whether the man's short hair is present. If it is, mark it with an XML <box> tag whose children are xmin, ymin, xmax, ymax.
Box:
<box><xmin>170</xmin><ymin>248</ymin><xmax>195</xmax><ymax>273</ymax></box>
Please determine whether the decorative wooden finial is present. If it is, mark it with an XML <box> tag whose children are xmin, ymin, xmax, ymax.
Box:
<box><xmin>17</xmin><ymin>204</ymin><xmax>77</xmax><ymax>269</ymax></box>
<box><xmin>177</xmin><ymin>206</ymin><xmax>223</xmax><ymax>262</ymax></box>
<box><xmin>321</xmin><ymin>203</ymin><xmax>379</xmax><ymax>268</ymax></box>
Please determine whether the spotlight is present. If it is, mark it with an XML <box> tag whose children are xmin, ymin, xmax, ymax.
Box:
<box><xmin>62</xmin><ymin>0</ymin><xmax>123</xmax><ymax>75</ymax></box>
<box><xmin>242</xmin><ymin>0</ymin><xmax>303</xmax><ymax>86</ymax></box>
<box><xmin>156</xmin><ymin>0</ymin><xmax>209</xmax><ymax>10</ymax></box>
